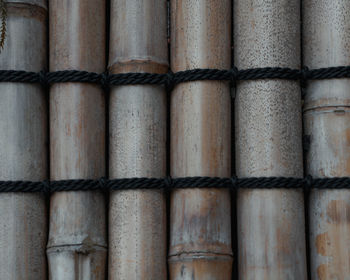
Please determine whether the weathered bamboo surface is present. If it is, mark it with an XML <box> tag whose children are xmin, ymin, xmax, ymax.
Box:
<box><xmin>47</xmin><ymin>1</ymin><xmax>107</xmax><ymax>279</ymax></box>
<box><xmin>108</xmin><ymin>0</ymin><xmax>168</xmax><ymax>279</ymax></box>
<box><xmin>169</xmin><ymin>1</ymin><xmax>232</xmax><ymax>279</ymax></box>
<box><xmin>0</xmin><ymin>1</ymin><xmax>47</xmax><ymax>279</ymax></box>
<box><xmin>303</xmin><ymin>1</ymin><xmax>350</xmax><ymax>279</ymax></box>
<box><xmin>234</xmin><ymin>0</ymin><xmax>307</xmax><ymax>279</ymax></box>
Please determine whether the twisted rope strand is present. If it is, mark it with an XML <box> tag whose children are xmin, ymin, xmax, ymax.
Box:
<box><xmin>1</xmin><ymin>176</ymin><xmax>350</xmax><ymax>193</ymax></box>
<box><xmin>1</xmin><ymin>66</ymin><xmax>350</xmax><ymax>88</ymax></box>
<box><xmin>1</xmin><ymin>66</ymin><xmax>350</xmax><ymax>193</ymax></box>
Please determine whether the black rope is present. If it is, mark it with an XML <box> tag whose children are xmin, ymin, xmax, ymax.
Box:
<box><xmin>1</xmin><ymin>176</ymin><xmax>350</xmax><ymax>193</ymax></box>
<box><xmin>1</xmin><ymin>66</ymin><xmax>350</xmax><ymax>88</ymax></box>
<box><xmin>1</xmin><ymin>66</ymin><xmax>350</xmax><ymax>193</ymax></box>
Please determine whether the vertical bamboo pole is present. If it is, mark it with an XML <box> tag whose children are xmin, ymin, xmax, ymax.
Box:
<box><xmin>0</xmin><ymin>1</ymin><xmax>47</xmax><ymax>279</ymax></box>
<box><xmin>303</xmin><ymin>1</ymin><xmax>350</xmax><ymax>279</ymax></box>
<box><xmin>169</xmin><ymin>1</ymin><xmax>232</xmax><ymax>279</ymax></box>
<box><xmin>234</xmin><ymin>0</ymin><xmax>307</xmax><ymax>278</ymax></box>
<box><xmin>47</xmin><ymin>1</ymin><xmax>107</xmax><ymax>279</ymax></box>
<box><xmin>108</xmin><ymin>0</ymin><xmax>168</xmax><ymax>279</ymax></box>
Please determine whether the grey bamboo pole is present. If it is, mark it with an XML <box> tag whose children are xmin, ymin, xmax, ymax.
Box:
<box><xmin>303</xmin><ymin>1</ymin><xmax>350</xmax><ymax>279</ymax></box>
<box><xmin>169</xmin><ymin>1</ymin><xmax>232</xmax><ymax>279</ymax></box>
<box><xmin>234</xmin><ymin>0</ymin><xmax>307</xmax><ymax>279</ymax></box>
<box><xmin>108</xmin><ymin>0</ymin><xmax>168</xmax><ymax>279</ymax></box>
<box><xmin>0</xmin><ymin>0</ymin><xmax>48</xmax><ymax>280</ymax></box>
<box><xmin>47</xmin><ymin>1</ymin><xmax>107</xmax><ymax>279</ymax></box>
<box><xmin>0</xmin><ymin>1</ymin><xmax>47</xmax><ymax>279</ymax></box>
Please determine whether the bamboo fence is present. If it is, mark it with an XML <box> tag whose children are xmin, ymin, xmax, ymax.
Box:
<box><xmin>0</xmin><ymin>0</ymin><xmax>349</xmax><ymax>279</ymax></box>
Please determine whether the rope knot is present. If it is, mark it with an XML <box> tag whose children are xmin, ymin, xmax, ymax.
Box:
<box><xmin>301</xmin><ymin>66</ymin><xmax>310</xmax><ymax>80</ymax></box>
<box><xmin>230</xmin><ymin>176</ymin><xmax>238</xmax><ymax>189</ymax></box>
<box><xmin>231</xmin><ymin>67</ymin><xmax>239</xmax><ymax>81</ymax></box>
<box><xmin>164</xmin><ymin>176</ymin><xmax>173</xmax><ymax>190</ymax></box>
<box><xmin>305</xmin><ymin>175</ymin><xmax>313</xmax><ymax>190</ymax></box>
<box><xmin>39</xmin><ymin>70</ymin><xmax>48</xmax><ymax>87</ymax></box>
<box><xmin>98</xmin><ymin>177</ymin><xmax>108</xmax><ymax>192</ymax></box>
<box><xmin>229</xmin><ymin>67</ymin><xmax>238</xmax><ymax>88</ymax></box>
<box><xmin>42</xmin><ymin>180</ymin><xmax>51</xmax><ymax>195</ymax></box>
<box><xmin>165</xmin><ymin>71</ymin><xmax>174</xmax><ymax>91</ymax></box>
<box><xmin>100</xmin><ymin>71</ymin><xmax>110</xmax><ymax>90</ymax></box>
<box><xmin>300</xmin><ymin>66</ymin><xmax>310</xmax><ymax>89</ymax></box>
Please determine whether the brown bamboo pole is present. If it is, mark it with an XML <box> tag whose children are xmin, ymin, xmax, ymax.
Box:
<box><xmin>169</xmin><ymin>1</ymin><xmax>232</xmax><ymax>279</ymax></box>
<box><xmin>0</xmin><ymin>1</ymin><xmax>47</xmax><ymax>279</ymax></box>
<box><xmin>47</xmin><ymin>1</ymin><xmax>107</xmax><ymax>279</ymax></box>
<box><xmin>234</xmin><ymin>0</ymin><xmax>307</xmax><ymax>278</ymax></box>
<box><xmin>303</xmin><ymin>1</ymin><xmax>350</xmax><ymax>279</ymax></box>
<box><xmin>108</xmin><ymin>0</ymin><xmax>168</xmax><ymax>279</ymax></box>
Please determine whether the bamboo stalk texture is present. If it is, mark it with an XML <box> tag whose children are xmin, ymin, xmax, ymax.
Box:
<box><xmin>303</xmin><ymin>0</ymin><xmax>350</xmax><ymax>279</ymax></box>
<box><xmin>2</xmin><ymin>1</ymin><xmax>350</xmax><ymax>279</ymax></box>
<box><xmin>0</xmin><ymin>1</ymin><xmax>47</xmax><ymax>279</ymax></box>
<box><xmin>108</xmin><ymin>0</ymin><xmax>168</xmax><ymax>279</ymax></box>
<box><xmin>47</xmin><ymin>1</ymin><xmax>107</xmax><ymax>279</ymax></box>
<box><xmin>169</xmin><ymin>1</ymin><xmax>232</xmax><ymax>279</ymax></box>
<box><xmin>234</xmin><ymin>0</ymin><xmax>307</xmax><ymax>278</ymax></box>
